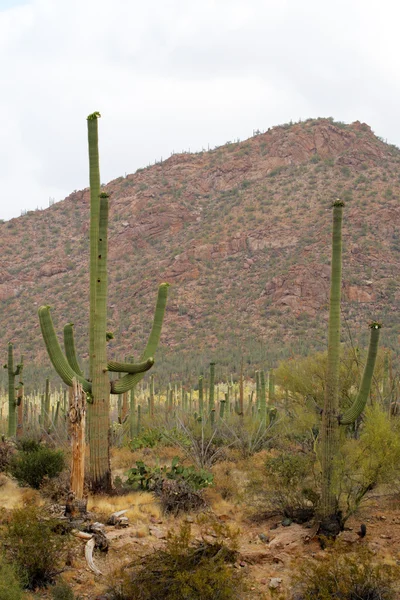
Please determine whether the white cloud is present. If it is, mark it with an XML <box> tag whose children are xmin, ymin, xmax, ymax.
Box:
<box><xmin>0</xmin><ymin>0</ymin><xmax>399</xmax><ymax>219</ymax></box>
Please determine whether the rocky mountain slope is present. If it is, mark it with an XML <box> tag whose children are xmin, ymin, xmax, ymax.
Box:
<box><xmin>1</xmin><ymin>118</ymin><xmax>399</xmax><ymax>385</ymax></box>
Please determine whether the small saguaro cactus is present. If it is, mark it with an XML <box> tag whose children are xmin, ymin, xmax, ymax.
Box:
<box><xmin>198</xmin><ymin>375</ymin><xmax>204</xmax><ymax>417</ymax></box>
<box><xmin>5</xmin><ymin>343</ymin><xmax>23</xmax><ymax>438</ymax></box>
<box><xmin>319</xmin><ymin>201</ymin><xmax>381</xmax><ymax>533</ymax></box>
<box><xmin>38</xmin><ymin>113</ymin><xmax>169</xmax><ymax>492</ymax></box>
<box><xmin>209</xmin><ymin>362</ymin><xmax>215</xmax><ymax>416</ymax></box>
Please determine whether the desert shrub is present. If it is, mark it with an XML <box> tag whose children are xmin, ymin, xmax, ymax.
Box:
<box><xmin>51</xmin><ymin>579</ymin><xmax>77</xmax><ymax>600</ymax></box>
<box><xmin>0</xmin><ymin>553</ymin><xmax>23</xmax><ymax>600</ymax></box>
<box><xmin>3</xmin><ymin>505</ymin><xmax>70</xmax><ymax>589</ymax></box>
<box><xmin>129</xmin><ymin>428</ymin><xmax>164</xmax><ymax>450</ymax></box>
<box><xmin>0</xmin><ymin>440</ymin><xmax>15</xmax><ymax>472</ymax></box>
<box><xmin>334</xmin><ymin>404</ymin><xmax>400</xmax><ymax>520</ymax></box>
<box><xmin>293</xmin><ymin>541</ymin><xmax>399</xmax><ymax>600</ymax></box>
<box><xmin>125</xmin><ymin>457</ymin><xmax>212</xmax><ymax>514</ymax></box>
<box><xmin>220</xmin><ymin>416</ymin><xmax>279</xmax><ymax>458</ymax></box>
<box><xmin>15</xmin><ymin>436</ymin><xmax>42</xmax><ymax>453</ymax></box>
<box><xmin>40</xmin><ymin>469</ymin><xmax>71</xmax><ymax>502</ymax></box>
<box><xmin>212</xmin><ymin>462</ymin><xmax>242</xmax><ymax>501</ymax></box>
<box><xmin>8</xmin><ymin>444</ymin><xmax>65</xmax><ymax>489</ymax></box>
<box><xmin>125</xmin><ymin>457</ymin><xmax>213</xmax><ymax>491</ymax></box>
<box><xmin>166</xmin><ymin>418</ymin><xmax>228</xmax><ymax>469</ymax></box>
<box><xmin>154</xmin><ymin>478</ymin><xmax>207</xmax><ymax>514</ymax></box>
<box><xmin>265</xmin><ymin>450</ymin><xmax>318</xmax><ymax>521</ymax></box>
<box><xmin>106</xmin><ymin>516</ymin><xmax>243</xmax><ymax>600</ymax></box>
<box><xmin>247</xmin><ymin>448</ymin><xmax>318</xmax><ymax>523</ymax></box>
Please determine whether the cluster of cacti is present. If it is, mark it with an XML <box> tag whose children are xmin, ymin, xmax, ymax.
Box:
<box><xmin>38</xmin><ymin>113</ymin><xmax>168</xmax><ymax>491</ymax></box>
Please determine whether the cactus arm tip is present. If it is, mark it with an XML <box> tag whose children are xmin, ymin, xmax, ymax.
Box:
<box><xmin>87</xmin><ymin>111</ymin><xmax>101</xmax><ymax>120</ymax></box>
<box><xmin>39</xmin><ymin>305</ymin><xmax>91</xmax><ymax>393</ymax></box>
<box><xmin>339</xmin><ymin>322</ymin><xmax>381</xmax><ymax>426</ymax></box>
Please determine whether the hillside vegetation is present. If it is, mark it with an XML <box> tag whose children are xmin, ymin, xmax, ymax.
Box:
<box><xmin>1</xmin><ymin>117</ymin><xmax>399</xmax><ymax>385</ymax></box>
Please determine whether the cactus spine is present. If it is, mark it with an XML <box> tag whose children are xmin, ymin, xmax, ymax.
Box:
<box><xmin>320</xmin><ymin>201</ymin><xmax>381</xmax><ymax>524</ymax></box>
<box><xmin>38</xmin><ymin>113</ymin><xmax>168</xmax><ymax>491</ymax></box>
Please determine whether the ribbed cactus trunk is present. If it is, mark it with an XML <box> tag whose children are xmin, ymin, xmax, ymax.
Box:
<box><xmin>89</xmin><ymin>192</ymin><xmax>111</xmax><ymax>490</ymax></box>
<box><xmin>255</xmin><ymin>370</ymin><xmax>260</xmax><ymax>412</ymax></box>
<box><xmin>320</xmin><ymin>202</ymin><xmax>343</xmax><ymax>519</ymax></box>
<box><xmin>209</xmin><ymin>362</ymin><xmax>215</xmax><ymax>416</ymax></box>
<box><xmin>259</xmin><ymin>370</ymin><xmax>267</xmax><ymax>425</ymax></box>
<box><xmin>7</xmin><ymin>343</ymin><xmax>16</xmax><ymax>437</ymax></box>
<box><xmin>6</xmin><ymin>343</ymin><xmax>23</xmax><ymax>438</ymax></box>
<box><xmin>198</xmin><ymin>376</ymin><xmax>204</xmax><ymax>417</ymax></box>
<box><xmin>16</xmin><ymin>379</ymin><xmax>24</xmax><ymax>439</ymax></box>
<box><xmin>320</xmin><ymin>202</ymin><xmax>381</xmax><ymax>526</ymax></box>
<box><xmin>268</xmin><ymin>369</ymin><xmax>275</xmax><ymax>404</ymax></box>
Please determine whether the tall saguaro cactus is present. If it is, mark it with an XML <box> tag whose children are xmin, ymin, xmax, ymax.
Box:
<box><xmin>5</xmin><ymin>343</ymin><xmax>23</xmax><ymax>437</ymax></box>
<box><xmin>320</xmin><ymin>201</ymin><xmax>381</xmax><ymax>531</ymax></box>
<box><xmin>38</xmin><ymin>113</ymin><xmax>169</xmax><ymax>491</ymax></box>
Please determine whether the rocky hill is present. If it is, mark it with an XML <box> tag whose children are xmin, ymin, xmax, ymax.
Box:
<box><xmin>1</xmin><ymin>117</ymin><xmax>399</xmax><ymax>385</ymax></box>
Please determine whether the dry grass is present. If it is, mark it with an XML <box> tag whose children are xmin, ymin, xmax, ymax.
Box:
<box><xmin>0</xmin><ymin>475</ymin><xmax>42</xmax><ymax>510</ymax></box>
<box><xmin>87</xmin><ymin>491</ymin><xmax>162</xmax><ymax>523</ymax></box>
<box><xmin>212</xmin><ymin>461</ymin><xmax>248</xmax><ymax>501</ymax></box>
<box><xmin>111</xmin><ymin>445</ymin><xmax>186</xmax><ymax>472</ymax></box>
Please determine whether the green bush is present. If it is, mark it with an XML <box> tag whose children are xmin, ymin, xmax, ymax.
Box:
<box><xmin>129</xmin><ymin>428</ymin><xmax>163</xmax><ymax>450</ymax></box>
<box><xmin>263</xmin><ymin>450</ymin><xmax>318</xmax><ymax>521</ymax></box>
<box><xmin>293</xmin><ymin>541</ymin><xmax>399</xmax><ymax>600</ymax></box>
<box><xmin>15</xmin><ymin>436</ymin><xmax>42</xmax><ymax>453</ymax></box>
<box><xmin>0</xmin><ymin>554</ymin><xmax>23</xmax><ymax>600</ymax></box>
<box><xmin>334</xmin><ymin>404</ymin><xmax>400</xmax><ymax>520</ymax></box>
<box><xmin>106</xmin><ymin>516</ymin><xmax>243</xmax><ymax>600</ymax></box>
<box><xmin>3</xmin><ymin>505</ymin><xmax>70</xmax><ymax>589</ymax></box>
<box><xmin>8</xmin><ymin>445</ymin><xmax>65</xmax><ymax>489</ymax></box>
<box><xmin>125</xmin><ymin>457</ymin><xmax>213</xmax><ymax>491</ymax></box>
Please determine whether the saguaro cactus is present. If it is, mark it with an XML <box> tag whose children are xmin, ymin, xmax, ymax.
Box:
<box><xmin>209</xmin><ymin>362</ymin><xmax>215</xmax><ymax>415</ymax></box>
<box><xmin>38</xmin><ymin>113</ymin><xmax>168</xmax><ymax>491</ymax></box>
<box><xmin>5</xmin><ymin>343</ymin><xmax>23</xmax><ymax>438</ymax></box>
<box><xmin>320</xmin><ymin>201</ymin><xmax>381</xmax><ymax>531</ymax></box>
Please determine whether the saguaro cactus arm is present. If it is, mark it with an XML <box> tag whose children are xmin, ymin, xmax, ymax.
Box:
<box><xmin>340</xmin><ymin>322</ymin><xmax>382</xmax><ymax>426</ymax></box>
<box><xmin>107</xmin><ymin>358</ymin><xmax>154</xmax><ymax>374</ymax></box>
<box><xmin>110</xmin><ymin>283</ymin><xmax>169</xmax><ymax>395</ymax></box>
<box><xmin>38</xmin><ymin>306</ymin><xmax>92</xmax><ymax>393</ymax></box>
<box><xmin>141</xmin><ymin>282</ymin><xmax>169</xmax><ymax>358</ymax></box>
<box><xmin>64</xmin><ymin>323</ymin><xmax>84</xmax><ymax>377</ymax></box>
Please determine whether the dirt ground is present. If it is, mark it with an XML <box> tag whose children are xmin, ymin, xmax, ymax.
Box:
<box><xmin>2</xmin><ymin>460</ymin><xmax>400</xmax><ymax>600</ymax></box>
<box><xmin>0</xmin><ymin>480</ymin><xmax>398</xmax><ymax>600</ymax></box>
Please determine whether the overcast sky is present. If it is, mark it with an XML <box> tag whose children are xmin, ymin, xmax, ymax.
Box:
<box><xmin>1</xmin><ymin>0</ymin><xmax>399</xmax><ymax>220</ymax></box>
